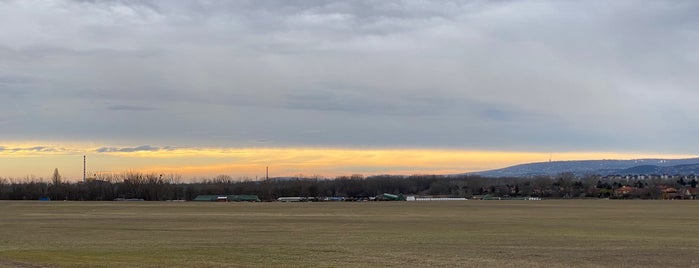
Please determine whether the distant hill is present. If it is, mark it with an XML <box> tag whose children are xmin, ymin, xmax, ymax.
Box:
<box><xmin>472</xmin><ymin>158</ymin><xmax>699</xmax><ymax>177</ymax></box>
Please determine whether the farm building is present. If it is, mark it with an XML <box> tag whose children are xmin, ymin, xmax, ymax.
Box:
<box><xmin>377</xmin><ymin>193</ymin><xmax>406</xmax><ymax>201</ymax></box>
<box><xmin>193</xmin><ymin>195</ymin><xmax>261</xmax><ymax>202</ymax></box>
<box><xmin>406</xmin><ymin>196</ymin><xmax>467</xmax><ymax>201</ymax></box>
<box><xmin>276</xmin><ymin>197</ymin><xmax>308</xmax><ymax>202</ymax></box>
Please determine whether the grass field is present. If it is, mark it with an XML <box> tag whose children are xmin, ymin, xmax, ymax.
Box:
<box><xmin>1</xmin><ymin>200</ymin><xmax>698</xmax><ymax>267</ymax></box>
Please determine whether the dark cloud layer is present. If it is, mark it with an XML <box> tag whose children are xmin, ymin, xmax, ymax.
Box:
<box><xmin>1</xmin><ymin>1</ymin><xmax>698</xmax><ymax>153</ymax></box>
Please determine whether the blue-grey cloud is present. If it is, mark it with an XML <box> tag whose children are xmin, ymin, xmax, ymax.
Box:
<box><xmin>1</xmin><ymin>1</ymin><xmax>698</xmax><ymax>153</ymax></box>
<box><xmin>284</xmin><ymin>90</ymin><xmax>443</xmax><ymax>116</ymax></box>
<box><xmin>0</xmin><ymin>146</ymin><xmax>66</xmax><ymax>153</ymax></box>
<box><xmin>96</xmin><ymin>145</ymin><xmax>164</xmax><ymax>153</ymax></box>
<box><xmin>107</xmin><ymin>105</ymin><xmax>157</xmax><ymax>111</ymax></box>
<box><xmin>0</xmin><ymin>75</ymin><xmax>32</xmax><ymax>85</ymax></box>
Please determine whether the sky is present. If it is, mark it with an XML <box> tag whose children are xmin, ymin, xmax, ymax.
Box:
<box><xmin>1</xmin><ymin>0</ymin><xmax>698</xmax><ymax>180</ymax></box>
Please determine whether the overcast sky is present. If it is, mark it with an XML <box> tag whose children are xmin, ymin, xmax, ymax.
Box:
<box><xmin>1</xmin><ymin>0</ymin><xmax>698</xmax><ymax>178</ymax></box>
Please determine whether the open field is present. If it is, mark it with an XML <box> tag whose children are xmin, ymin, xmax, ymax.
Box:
<box><xmin>1</xmin><ymin>200</ymin><xmax>698</xmax><ymax>267</ymax></box>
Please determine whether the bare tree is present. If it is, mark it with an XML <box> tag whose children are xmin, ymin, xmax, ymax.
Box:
<box><xmin>51</xmin><ymin>168</ymin><xmax>62</xmax><ymax>185</ymax></box>
<box><xmin>49</xmin><ymin>168</ymin><xmax>63</xmax><ymax>200</ymax></box>
<box><xmin>0</xmin><ymin>177</ymin><xmax>6</xmax><ymax>199</ymax></box>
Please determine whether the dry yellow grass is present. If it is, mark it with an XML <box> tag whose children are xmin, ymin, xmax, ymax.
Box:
<box><xmin>1</xmin><ymin>200</ymin><xmax>698</xmax><ymax>267</ymax></box>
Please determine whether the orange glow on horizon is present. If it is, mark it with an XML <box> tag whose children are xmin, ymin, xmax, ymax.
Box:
<box><xmin>0</xmin><ymin>142</ymin><xmax>696</xmax><ymax>181</ymax></box>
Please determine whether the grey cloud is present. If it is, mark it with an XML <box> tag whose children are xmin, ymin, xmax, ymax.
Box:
<box><xmin>1</xmin><ymin>1</ymin><xmax>698</xmax><ymax>153</ymax></box>
<box><xmin>96</xmin><ymin>145</ymin><xmax>162</xmax><ymax>153</ymax></box>
<box><xmin>284</xmin><ymin>89</ymin><xmax>392</xmax><ymax>115</ymax></box>
<box><xmin>479</xmin><ymin>108</ymin><xmax>518</xmax><ymax>122</ymax></box>
<box><xmin>0</xmin><ymin>75</ymin><xmax>32</xmax><ymax>84</ymax></box>
<box><xmin>107</xmin><ymin>105</ymin><xmax>157</xmax><ymax>111</ymax></box>
<box><xmin>28</xmin><ymin>146</ymin><xmax>47</xmax><ymax>152</ymax></box>
<box><xmin>0</xmin><ymin>146</ymin><xmax>66</xmax><ymax>153</ymax></box>
<box><xmin>284</xmin><ymin>90</ymin><xmax>446</xmax><ymax>116</ymax></box>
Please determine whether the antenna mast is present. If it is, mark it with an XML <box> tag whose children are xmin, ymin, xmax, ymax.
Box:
<box><xmin>83</xmin><ymin>155</ymin><xmax>86</xmax><ymax>182</ymax></box>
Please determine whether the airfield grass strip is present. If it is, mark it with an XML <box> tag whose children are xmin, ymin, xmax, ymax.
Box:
<box><xmin>1</xmin><ymin>200</ymin><xmax>698</xmax><ymax>267</ymax></box>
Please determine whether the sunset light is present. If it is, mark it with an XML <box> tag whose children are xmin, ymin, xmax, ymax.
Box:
<box><xmin>1</xmin><ymin>143</ymin><xmax>694</xmax><ymax>181</ymax></box>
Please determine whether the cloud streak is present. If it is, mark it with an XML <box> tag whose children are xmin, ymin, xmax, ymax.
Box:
<box><xmin>95</xmin><ymin>145</ymin><xmax>171</xmax><ymax>153</ymax></box>
<box><xmin>0</xmin><ymin>145</ymin><xmax>69</xmax><ymax>154</ymax></box>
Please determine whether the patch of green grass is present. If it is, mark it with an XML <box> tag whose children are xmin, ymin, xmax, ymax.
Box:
<box><xmin>1</xmin><ymin>201</ymin><xmax>698</xmax><ymax>267</ymax></box>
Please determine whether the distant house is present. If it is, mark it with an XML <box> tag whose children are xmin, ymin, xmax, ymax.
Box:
<box><xmin>681</xmin><ymin>188</ymin><xmax>699</xmax><ymax>200</ymax></box>
<box><xmin>659</xmin><ymin>187</ymin><xmax>679</xmax><ymax>200</ymax></box>
<box><xmin>614</xmin><ymin>186</ymin><xmax>637</xmax><ymax>197</ymax></box>
<box><xmin>193</xmin><ymin>195</ymin><xmax>261</xmax><ymax>202</ymax></box>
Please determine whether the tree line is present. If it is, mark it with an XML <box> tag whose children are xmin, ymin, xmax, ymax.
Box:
<box><xmin>0</xmin><ymin>170</ymin><xmax>695</xmax><ymax>201</ymax></box>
